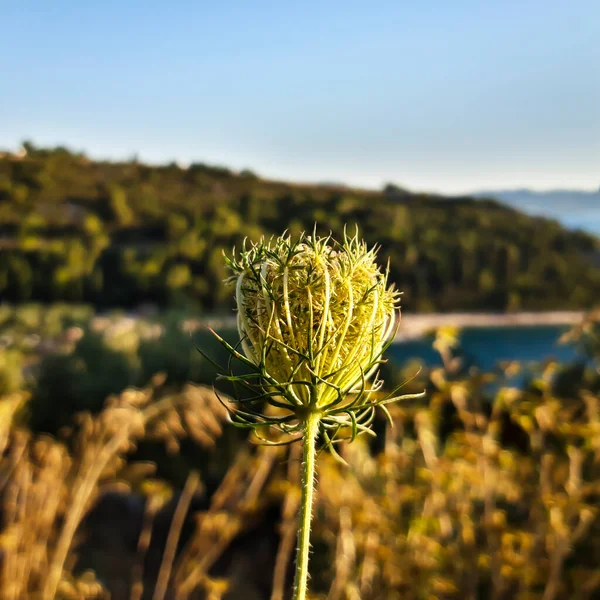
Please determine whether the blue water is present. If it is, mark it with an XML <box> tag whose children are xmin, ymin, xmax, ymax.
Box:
<box><xmin>390</xmin><ymin>325</ymin><xmax>580</xmax><ymax>371</ymax></box>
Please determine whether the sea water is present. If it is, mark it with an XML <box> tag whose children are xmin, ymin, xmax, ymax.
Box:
<box><xmin>390</xmin><ymin>325</ymin><xmax>581</xmax><ymax>371</ymax></box>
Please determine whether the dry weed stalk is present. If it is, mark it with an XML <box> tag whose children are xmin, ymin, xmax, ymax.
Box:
<box><xmin>172</xmin><ymin>444</ymin><xmax>280</xmax><ymax>597</ymax></box>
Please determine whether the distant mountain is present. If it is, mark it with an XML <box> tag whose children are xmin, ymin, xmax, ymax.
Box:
<box><xmin>473</xmin><ymin>189</ymin><xmax>600</xmax><ymax>235</ymax></box>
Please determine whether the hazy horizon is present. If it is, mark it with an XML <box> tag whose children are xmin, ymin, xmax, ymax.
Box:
<box><xmin>2</xmin><ymin>139</ymin><xmax>598</xmax><ymax>198</ymax></box>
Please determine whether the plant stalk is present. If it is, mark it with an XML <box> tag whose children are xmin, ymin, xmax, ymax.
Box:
<box><xmin>293</xmin><ymin>411</ymin><xmax>321</xmax><ymax>600</ymax></box>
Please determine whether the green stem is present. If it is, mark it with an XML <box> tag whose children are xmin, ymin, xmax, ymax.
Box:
<box><xmin>293</xmin><ymin>411</ymin><xmax>321</xmax><ymax>600</ymax></box>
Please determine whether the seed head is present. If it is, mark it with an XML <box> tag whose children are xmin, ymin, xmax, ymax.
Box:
<box><xmin>202</xmin><ymin>228</ymin><xmax>424</xmax><ymax>451</ymax></box>
<box><xmin>228</xmin><ymin>229</ymin><xmax>398</xmax><ymax>408</ymax></box>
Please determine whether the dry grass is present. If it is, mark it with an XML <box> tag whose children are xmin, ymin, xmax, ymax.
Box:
<box><xmin>314</xmin><ymin>363</ymin><xmax>600</xmax><ymax>600</ymax></box>
<box><xmin>1</xmin><ymin>312</ymin><xmax>600</xmax><ymax>599</ymax></box>
<box><xmin>0</xmin><ymin>383</ymin><xmax>247</xmax><ymax>599</ymax></box>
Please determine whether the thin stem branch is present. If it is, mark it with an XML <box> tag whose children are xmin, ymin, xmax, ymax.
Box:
<box><xmin>153</xmin><ymin>471</ymin><xmax>200</xmax><ymax>600</ymax></box>
<box><xmin>293</xmin><ymin>411</ymin><xmax>321</xmax><ymax>600</ymax></box>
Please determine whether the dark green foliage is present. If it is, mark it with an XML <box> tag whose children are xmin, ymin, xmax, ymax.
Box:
<box><xmin>137</xmin><ymin>315</ymin><xmax>202</xmax><ymax>386</ymax></box>
<box><xmin>29</xmin><ymin>331</ymin><xmax>137</xmax><ymax>432</ymax></box>
<box><xmin>1</xmin><ymin>144</ymin><xmax>599</xmax><ymax>311</ymax></box>
<box><xmin>0</xmin><ymin>303</ymin><xmax>242</xmax><ymax>434</ymax></box>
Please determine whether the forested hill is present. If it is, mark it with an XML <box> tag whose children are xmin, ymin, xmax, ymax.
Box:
<box><xmin>0</xmin><ymin>143</ymin><xmax>599</xmax><ymax>313</ymax></box>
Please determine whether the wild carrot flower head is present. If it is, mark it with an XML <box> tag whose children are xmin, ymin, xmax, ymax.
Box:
<box><xmin>203</xmin><ymin>228</ymin><xmax>423</xmax><ymax>450</ymax></box>
<box><xmin>228</xmin><ymin>229</ymin><xmax>397</xmax><ymax>406</ymax></box>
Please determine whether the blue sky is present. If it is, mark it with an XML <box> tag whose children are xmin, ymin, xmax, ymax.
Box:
<box><xmin>1</xmin><ymin>0</ymin><xmax>598</xmax><ymax>194</ymax></box>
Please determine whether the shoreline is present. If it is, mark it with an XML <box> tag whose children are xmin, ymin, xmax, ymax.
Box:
<box><xmin>394</xmin><ymin>311</ymin><xmax>584</xmax><ymax>341</ymax></box>
<box><xmin>200</xmin><ymin>311</ymin><xmax>586</xmax><ymax>342</ymax></box>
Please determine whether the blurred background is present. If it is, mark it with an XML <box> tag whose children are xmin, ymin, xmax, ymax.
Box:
<box><xmin>1</xmin><ymin>1</ymin><xmax>599</xmax><ymax>599</ymax></box>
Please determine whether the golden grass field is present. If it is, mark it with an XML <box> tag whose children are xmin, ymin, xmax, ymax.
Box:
<box><xmin>1</xmin><ymin>306</ymin><xmax>599</xmax><ymax>599</ymax></box>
